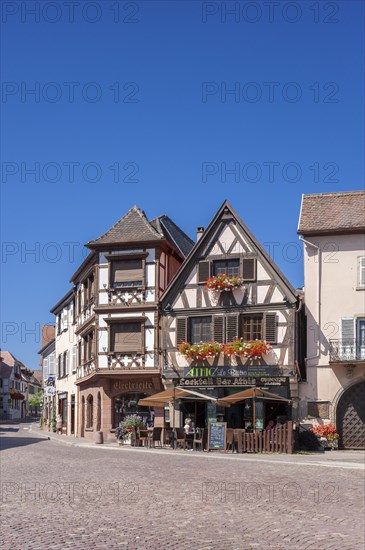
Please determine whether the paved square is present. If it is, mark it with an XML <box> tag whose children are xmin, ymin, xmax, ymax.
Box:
<box><xmin>1</xmin><ymin>426</ymin><xmax>364</xmax><ymax>549</ymax></box>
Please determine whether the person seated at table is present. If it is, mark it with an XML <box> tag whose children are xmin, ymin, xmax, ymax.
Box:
<box><xmin>265</xmin><ymin>420</ymin><xmax>275</xmax><ymax>431</ymax></box>
<box><xmin>184</xmin><ymin>418</ymin><xmax>193</xmax><ymax>434</ymax></box>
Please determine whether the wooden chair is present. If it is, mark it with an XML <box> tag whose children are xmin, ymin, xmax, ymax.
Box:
<box><xmin>175</xmin><ymin>428</ymin><xmax>187</xmax><ymax>450</ymax></box>
<box><xmin>193</xmin><ymin>428</ymin><xmax>206</xmax><ymax>451</ymax></box>
<box><xmin>226</xmin><ymin>428</ymin><xmax>234</xmax><ymax>452</ymax></box>
<box><xmin>150</xmin><ymin>427</ymin><xmax>162</xmax><ymax>448</ymax></box>
<box><xmin>138</xmin><ymin>429</ymin><xmax>149</xmax><ymax>447</ymax></box>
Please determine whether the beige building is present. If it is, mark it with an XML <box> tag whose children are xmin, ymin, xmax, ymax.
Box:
<box><xmin>298</xmin><ymin>191</ymin><xmax>365</xmax><ymax>448</ymax></box>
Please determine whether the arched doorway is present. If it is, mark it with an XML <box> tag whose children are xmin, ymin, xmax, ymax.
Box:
<box><xmin>97</xmin><ymin>392</ymin><xmax>101</xmax><ymax>432</ymax></box>
<box><xmin>86</xmin><ymin>394</ymin><xmax>93</xmax><ymax>429</ymax></box>
<box><xmin>336</xmin><ymin>381</ymin><xmax>365</xmax><ymax>449</ymax></box>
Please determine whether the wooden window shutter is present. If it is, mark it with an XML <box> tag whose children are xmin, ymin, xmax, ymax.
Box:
<box><xmin>112</xmin><ymin>259</ymin><xmax>144</xmax><ymax>283</ymax></box>
<box><xmin>112</xmin><ymin>323</ymin><xmax>143</xmax><ymax>353</ymax></box>
<box><xmin>226</xmin><ymin>315</ymin><xmax>239</xmax><ymax>342</ymax></box>
<box><xmin>176</xmin><ymin>317</ymin><xmax>188</xmax><ymax>344</ymax></box>
<box><xmin>242</xmin><ymin>258</ymin><xmax>256</xmax><ymax>281</ymax></box>
<box><xmin>213</xmin><ymin>316</ymin><xmax>225</xmax><ymax>343</ymax></box>
<box><xmin>265</xmin><ymin>313</ymin><xmax>277</xmax><ymax>343</ymax></box>
<box><xmin>197</xmin><ymin>261</ymin><xmax>210</xmax><ymax>284</ymax></box>
<box><xmin>341</xmin><ymin>318</ymin><xmax>354</xmax><ymax>341</ymax></box>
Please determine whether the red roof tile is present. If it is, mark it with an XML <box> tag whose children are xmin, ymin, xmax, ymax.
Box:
<box><xmin>298</xmin><ymin>190</ymin><xmax>365</xmax><ymax>235</ymax></box>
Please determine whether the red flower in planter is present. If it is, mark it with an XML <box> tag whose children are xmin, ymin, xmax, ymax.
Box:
<box><xmin>223</xmin><ymin>339</ymin><xmax>272</xmax><ymax>359</ymax></box>
<box><xmin>178</xmin><ymin>341</ymin><xmax>222</xmax><ymax>360</ymax></box>
<box><xmin>206</xmin><ymin>274</ymin><xmax>244</xmax><ymax>292</ymax></box>
<box><xmin>310</xmin><ymin>424</ymin><xmax>339</xmax><ymax>441</ymax></box>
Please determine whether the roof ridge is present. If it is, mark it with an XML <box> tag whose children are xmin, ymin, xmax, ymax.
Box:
<box><xmin>87</xmin><ymin>205</ymin><xmax>163</xmax><ymax>247</ymax></box>
<box><xmin>303</xmin><ymin>190</ymin><xmax>364</xmax><ymax>197</ymax></box>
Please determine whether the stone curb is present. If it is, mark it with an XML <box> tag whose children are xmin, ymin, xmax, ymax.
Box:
<box><xmin>26</xmin><ymin>425</ymin><xmax>365</xmax><ymax>469</ymax></box>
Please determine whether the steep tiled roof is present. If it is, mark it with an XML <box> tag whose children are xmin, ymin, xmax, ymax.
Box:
<box><xmin>87</xmin><ymin>206</ymin><xmax>194</xmax><ymax>257</ymax></box>
<box><xmin>87</xmin><ymin>206</ymin><xmax>163</xmax><ymax>247</ymax></box>
<box><xmin>151</xmin><ymin>215</ymin><xmax>194</xmax><ymax>257</ymax></box>
<box><xmin>298</xmin><ymin>191</ymin><xmax>365</xmax><ymax>235</ymax></box>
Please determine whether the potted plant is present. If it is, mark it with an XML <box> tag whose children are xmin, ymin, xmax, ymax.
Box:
<box><xmin>51</xmin><ymin>418</ymin><xmax>57</xmax><ymax>433</ymax></box>
<box><xmin>310</xmin><ymin>424</ymin><xmax>339</xmax><ymax>450</ymax></box>
<box><xmin>223</xmin><ymin>339</ymin><xmax>272</xmax><ymax>359</ymax></box>
<box><xmin>117</xmin><ymin>414</ymin><xmax>145</xmax><ymax>446</ymax></box>
<box><xmin>178</xmin><ymin>341</ymin><xmax>222</xmax><ymax>361</ymax></box>
<box><xmin>206</xmin><ymin>274</ymin><xmax>244</xmax><ymax>292</ymax></box>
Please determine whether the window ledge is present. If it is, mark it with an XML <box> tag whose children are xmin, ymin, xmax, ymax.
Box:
<box><xmin>356</xmin><ymin>287</ymin><xmax>365</xmax><ymax>291</ymax></box>
<box><xmin>85</xmin><ymin>428</ymin><xmax>94</xmax><ymax>432</ymax></box>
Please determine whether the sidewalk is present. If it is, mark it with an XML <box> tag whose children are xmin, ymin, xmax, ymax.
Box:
<box><xmin>23</xmin><ymin>422</ymin><xmax>365</xmax><ymax>469</ymax></box>
<box><xmin>27</xmin><ymin>422</ymin><xmax>119</xmax><ymax>448</ymax></box>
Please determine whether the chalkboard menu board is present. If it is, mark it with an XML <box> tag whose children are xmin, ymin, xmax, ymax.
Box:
<box><xmin>208</xmin><ymin>422</ymin><xmax>226</xmax><ymax>451</ymax></box>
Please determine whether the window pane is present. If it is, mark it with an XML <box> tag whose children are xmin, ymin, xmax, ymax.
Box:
<box><xmin>213</xmin><ymin>259</ymin><xmax>239</xmax><ymax>277</ymax></box>
<box><xmin>242</xmin><ymin>316</ymin><xmax>263</xmax><ymax>340</ymax></box>
<box><xmin>190</xmin><ymin>317</ymin><xmax>211</xmax><ymax>343</ymax></box>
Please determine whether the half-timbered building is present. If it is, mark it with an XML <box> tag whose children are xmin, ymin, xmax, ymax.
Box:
<box><xmin>72</xmin><ymin>206</ymin><xmax>193</xmax><ymax>440</ymax></box>
<box><xmin>160</xmin><ymin>201</ymin><xmax>305</xmax><ymax>430</ymax></box>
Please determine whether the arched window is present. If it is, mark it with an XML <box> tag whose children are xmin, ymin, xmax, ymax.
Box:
<box><xmin>86</xmin><ymin>394</ymin><xmax>93</xmax><ymax>429</ymax></box>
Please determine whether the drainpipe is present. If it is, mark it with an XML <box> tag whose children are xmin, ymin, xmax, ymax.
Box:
<box><xmin>299</xmin><ymin>236</ymin><xmax>321</xmax><ymax>366</ymax></box>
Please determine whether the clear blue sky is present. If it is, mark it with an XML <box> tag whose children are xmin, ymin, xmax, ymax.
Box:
<box><xmin>1</xmin><ymin>1</ymin><xmax>364</xmax><ymax>369</ymax></box>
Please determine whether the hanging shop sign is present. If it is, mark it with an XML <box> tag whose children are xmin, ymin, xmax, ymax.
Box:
<box><xmin>44</xmin><ymin>386</ymin><xmax>56</xmax><ymax>397</ymax></box>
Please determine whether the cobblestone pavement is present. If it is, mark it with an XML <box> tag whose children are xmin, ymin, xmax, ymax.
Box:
<box><xmin>1</xmin><ymin>426</ymin><xmax>364</xmax><ymax>550</ymax></box>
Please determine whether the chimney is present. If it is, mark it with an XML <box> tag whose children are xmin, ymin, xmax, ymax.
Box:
<box><xmin>41</xmin><ymin>325</ymin><xmax>56</xmax><ymax>348</ymax></box>
<box><xmin>196</xmin><ymin>227</ymin><xmax>204</xmax><ymax>241</ymax></box>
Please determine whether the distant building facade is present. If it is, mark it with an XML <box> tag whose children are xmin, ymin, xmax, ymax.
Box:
<box><xmin>0</xmin><ymin>352</ymin><xmax>26</xmax><ymax>420</ymax></box>
<box><xmin>38</xmin><ymin>325</ymin><xmax>56</xmax><ymax>424</ymax></box>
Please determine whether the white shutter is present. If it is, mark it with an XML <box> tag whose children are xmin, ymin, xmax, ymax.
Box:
<box><xmin>359</xmin><ymin>257</ymin><xmax>365</xmax><ymax>287</ymax></box>
<box><xmin>341</xmin><ymin>318</ymin><xmax>354</xmax><ymax>341</ymax></box>
<box><xmin>63</xmin><ymin>308</ymin><xmax>68</xmax><ymax>331</ymax></box>
<box><xmin>43</xmin><ymin>358</ymin><xmax>48</xmax><ymax>378</ymax></box>
<box><xmin>72</xmin><ymin>345</ymin><xmax>77</xmax><ymax>373</ymax></box>
<box><xmin>340</xmin><ymin>318</ymin><xmax>355</xmax><ymax>361</ymax></box>
<box><xmin>66</xmin><ymin>351</ymin><xmax>69</xmax><ymax>375</ymax></box>
<box><xmin>49</xmin><ymin>354</ymin><xmax>55</xmax><ymax>375</ymax></box>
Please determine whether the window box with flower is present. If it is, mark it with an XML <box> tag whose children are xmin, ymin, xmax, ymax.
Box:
<box><xmin>178</xmin><ymin>341</ymin><xmax>223</xmax><ymax>361</ymax></box>
<box><xmin>223</xmin><ymin>339</ymin><xmax>273</xmax><ymax>359</ymax></box>
<box><xmin>206</xmin><ymin>274</ymin><xmax>244</xmax><ymax>292</ymax></box>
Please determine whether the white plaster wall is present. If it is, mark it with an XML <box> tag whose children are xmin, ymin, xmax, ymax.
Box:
<box><xmin>257</xmin><ymin>285</ymin><xmax>269</xmax><ymax>303</ymax></box>
<box><xmin>146</xmin><ymin>264</ymin><xmax>155</xmax><ymax>287</ymax></box>
<box><xmin>99</xmin><ymin>266</ymin><xmax>108</xmax><ymax>288</ymax></box>
<box><xmin>303</xmin><ymin>234</ymin><xmax>365</xmax><ymax>367</ymax></box>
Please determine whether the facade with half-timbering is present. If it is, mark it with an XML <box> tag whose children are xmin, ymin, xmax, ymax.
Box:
<box><xmin>161</xmin><ymin>201</ymin><xmax>305</xmax><ymax>430</ymax></box>
<box><xmin>72</xmin><ymin>206</ymin><xmax>193</xmax><ymax>440</ymax></box>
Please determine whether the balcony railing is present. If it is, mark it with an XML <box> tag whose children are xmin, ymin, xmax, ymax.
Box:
<box><xmin>329</xmin><ymin>339</ymin><xmax>365</xmax><ymax>363</ymax></box>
